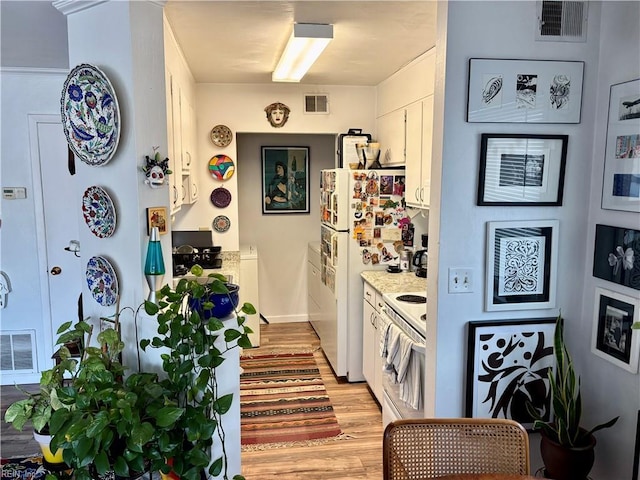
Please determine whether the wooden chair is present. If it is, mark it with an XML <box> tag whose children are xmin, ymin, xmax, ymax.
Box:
<box><xmin>383</xmin><ymin>418</ymin><xmax>530</xmax><ymax>480</ymax></box>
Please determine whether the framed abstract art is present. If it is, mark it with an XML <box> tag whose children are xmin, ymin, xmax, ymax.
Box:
<box><xmin>593</xmin><ymin>224</ymin><xmax>640</xmax><ymax>291</ymax></box>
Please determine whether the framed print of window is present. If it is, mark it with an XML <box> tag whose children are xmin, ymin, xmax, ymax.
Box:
<box><xmin>485</xmin><ymin>220</ymin><xmax>559</xmax><ymax>311</ymax></box>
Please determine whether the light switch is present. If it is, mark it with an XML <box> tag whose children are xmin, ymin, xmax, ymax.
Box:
<box><xmin>3</xmin><ymin>187</ymin><xmax>26</xmax><ymax>199</ymax></box>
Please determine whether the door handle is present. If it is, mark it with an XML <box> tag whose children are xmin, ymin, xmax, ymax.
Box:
<box><xmin>50</xmin><ymin>266</ymin><xmax>62</xmax><ymax>275</ymax></box>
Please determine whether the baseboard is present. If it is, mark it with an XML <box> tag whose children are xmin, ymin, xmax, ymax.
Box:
<box><xmin>262</xmin><ymin>314</ymin><xmax>309</xmax><ymax>324</ymax></box>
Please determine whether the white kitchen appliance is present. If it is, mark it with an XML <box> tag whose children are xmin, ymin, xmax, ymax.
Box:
<box><xmin>318</xmin><ymin>168</ymin><xmax>407</xmax><ymax>381</ymax></box>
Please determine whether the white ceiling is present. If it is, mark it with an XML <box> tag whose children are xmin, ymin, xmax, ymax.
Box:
<box><xmin>164</xmin><ymin>1</ymin><xmax>438</xmax><ymax>86</ymax></box>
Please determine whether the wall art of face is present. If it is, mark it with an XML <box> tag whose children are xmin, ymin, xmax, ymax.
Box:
<box><xmin>145</xmin><ymin>165</ymin><xmax>165</xmax><ymax>188</ymax></box>
<box><xmin>264</xmin><ymin>102</ymin><xmax>290</xmax><ymax>128</ymax></box>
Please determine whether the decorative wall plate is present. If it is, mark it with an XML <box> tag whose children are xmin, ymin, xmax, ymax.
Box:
<box><xmin>82</xmin><ymin>186</ymin><xmax>116</xmax><ymax>238</ymax></box>
<box><xmin>210</xmin><ymin>125</ymin><xmax>233</xmax><ymax>147</ymax></box>
<box><xmin>213</xmin><ymin>215</ymin><xmax>231</xmax><ymax>233</ymax></box>
<box><xmin>61</xmin><ymin>64</ymin><xmax>121</xmax><ymax>166</ymax></box>
<box><xmin>210</xmin><ymin>187</ymin><xmax>232</xmax><ymax>208</ymax></box>
<box><xmin>208</xmin><ymin>155</ymin><xmax>235</xmax><ymax>180</ymax></box>
<box><xmin>85</xmin><ymin>256</ymin><xmax>119</xmax><ymax>306</ymax></box>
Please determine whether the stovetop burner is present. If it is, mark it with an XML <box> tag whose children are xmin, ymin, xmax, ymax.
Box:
<box><xmin>396</xmin><ymin>294</ymin><xmax>426</xmax><ymax>304</ymax></box>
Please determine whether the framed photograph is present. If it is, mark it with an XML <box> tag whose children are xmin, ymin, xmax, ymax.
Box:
<box><xmin>466</xmin><ymin>318</ymin><xmax>556</xmax><ymax>430</ymax></box>
<box><xmin>146</xmin><ymin>206</ymin><xmax>168</xmax><ymax>235</ymax></box>
<box><xmin>262</xmin><ymin>146</ymin><xmax>310</xmax><ymax>214</ymax></box>
<box><xmin>485</xmin><ymin>220</ymin><xmax>559</xmax><ymax>311</ymax></box>
<box><xmin>478</xmin><ymin>133</ymin><xmax>568</xmax><ymax>206</ymax></box>
<box><xmin>591</xmin><ymin>287</ymin><xmax>640</xmax><ymax>373</ymax></box>
<box><xmin>601</xmin><ymin>78</ymin><xmax>640</xmax><ymax>212</ymax></box>
<box><xmin>467</xmin><ymin>58</ymin><xmax>584</xmax><ymax>123</ymax></box>
<box><xmin>593</xmin><ymin>224</ymin><xmax>640</xmax><ymax>291</ymax></box>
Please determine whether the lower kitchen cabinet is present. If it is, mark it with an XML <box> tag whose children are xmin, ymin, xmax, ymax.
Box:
<box><xmin>362</xmin><ymin>281</ymin><xmax>384</xmax><ymax>403</ymax></box>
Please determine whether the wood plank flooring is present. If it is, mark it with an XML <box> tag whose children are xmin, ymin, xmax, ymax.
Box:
<box><xmin>0</xmin><ymin>322</ymin><xmax>384</xmax><ymax>479</ymax></box>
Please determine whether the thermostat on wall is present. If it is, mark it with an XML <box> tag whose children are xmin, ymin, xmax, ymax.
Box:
<box><xmin>3</xmin><ymin>187</ymin><xmax>27</xmax><ymax>199</ymax></box>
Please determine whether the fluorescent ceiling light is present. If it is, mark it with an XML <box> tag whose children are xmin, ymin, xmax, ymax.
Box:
<box><xmin>272</xmin><ymin>23</ymin><xmax>333</xmax><ymax>83</ymax></box>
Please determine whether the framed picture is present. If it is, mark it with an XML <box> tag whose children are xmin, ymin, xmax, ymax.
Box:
<box><xmin>146</xmin><ymin>206</ymin><xmax>168</xmax><ymax>235</ymax></box>
<box><xmin>478</xmin><ymin>133</ymin><xmax>568</xmax><ymax>206</ymax></box>
<box><xmin>485</xmin><ymin>220</ymin><xmax>559</xmax><ymax>311</ymax></box>
<box><xmin>601</xmin><ymin>78</ymin><xmax>640</xmax><ymax>212</ymax></box>
<box><xmin>593</xmin><ymin>224</ymin><xmax>640</xmax><ymax>291</ymax></box>
<box><xmin>466</xmin><ymin>318</ymin><xmax>556</xmax><ymax>430</ymax></box>
<box><xmin>591</xmin><ymin>287</ymin><xmax>640</xmax><ymax>373</ymax></box>
<box><xmin>262</xmin><ymin>146</ymin><xmax>310</xmax><ymax>214</ymax></box>
<box><xmin>467</xmin><ymin>58</ymin><xmax>584</xmax><ymax>123</ymax></box>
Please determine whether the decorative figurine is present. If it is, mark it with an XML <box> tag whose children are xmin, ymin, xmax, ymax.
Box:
<box><xmin>264</xmin><ymin>102</ymin><xmax>290</xmax><ymax>128</ymax></box>
<box><xmin>142</xmin><ymin>147</ymin><xmax>171</xmax><ymax>188</ymax></box>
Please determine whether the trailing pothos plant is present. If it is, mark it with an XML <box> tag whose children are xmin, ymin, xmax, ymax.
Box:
<box><xmin>141</xmin><ymin>270</ymin><xmax>255</xmax><ymax>480</ymax></box>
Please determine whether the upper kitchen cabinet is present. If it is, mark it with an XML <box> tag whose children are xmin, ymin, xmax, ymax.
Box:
<box><xmin>404</xmin><ymin>96</ymin><xmax>433</xmax><ymax>208</ymax></box>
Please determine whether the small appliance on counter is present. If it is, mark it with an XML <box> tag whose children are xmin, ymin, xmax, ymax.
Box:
<box><xmin>171</xmin><ymin>230</ymin><xmax>222</xmax><ymax>275</ymax></box>
<box><xmin>412</xmin><ymin>234</ymin><xmax>428</xmax><ymax>278</ymax></box>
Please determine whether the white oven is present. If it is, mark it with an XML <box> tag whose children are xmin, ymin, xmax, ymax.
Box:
<box><xmin>380</xmin><ymin>292</ymin><xmax>427</xmax><ymax>428</ymax></box>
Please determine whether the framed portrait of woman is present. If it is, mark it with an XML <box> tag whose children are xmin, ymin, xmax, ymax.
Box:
<box><xmin>261</xmin><ymin>146</ymin><xmax>310</xmax><ymax>214</ymax></box>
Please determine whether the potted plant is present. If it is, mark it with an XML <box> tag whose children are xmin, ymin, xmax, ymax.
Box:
<box><xmin>141</xmin><ymin>269</ymin><xmax>254</xmax><ymax>480</ymax></box>
<box><xmin>527</xmin><ymin>314</ymin><xmax>619</xmax><ymax>480</ymax></box>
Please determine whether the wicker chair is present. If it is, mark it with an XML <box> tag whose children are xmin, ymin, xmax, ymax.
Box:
<box><xmin>383</xmin><ymin>418</ymin><xmax>530</xmax><ymax>480</ymax></box>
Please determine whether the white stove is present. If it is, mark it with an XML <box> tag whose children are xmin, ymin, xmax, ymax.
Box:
<box><xmin>382</xmin><ymin>291</ymin><xmax>427</xmax><ymax>339</ymax></box>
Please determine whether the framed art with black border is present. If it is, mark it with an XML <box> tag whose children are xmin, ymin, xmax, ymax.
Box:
<box><xmin>601</xmin><ymin>78</ymin><xmax>640</xmax><ymax>212</ymax></box>
<box><xmin>262</xmin><ymin>146</ymin><xmax>310</xmax><ymax>214</ymax></box>
<box><xmin>485</xmin><ymin>220</ymin><xmax>559</xmax><ymax>311</ymax></box>
<box><xmin>478</xmin><ymin>133</ymin><xmax>568</xmax><ymax>206</ymax></box>
<box><xmin>466</xmin><ymin>318</ymin><xmax>556</xmax><ymax>430</ymax></box>
<box><xmin>593</xmin><ymin>224</ymin><xmax>640</xmax><ymax>291</ymax></box>
<box><xmin>467</xmin><ymin>58</ymin><xmax>584</xmax><ymax>123</ymax></box>
<box><xmin>591</xmin><ymin>287</ymin><xmax>640</xmax><ymax>373</ymax></box>
<box><xmin>146</xmin><ymin>206</ymin><xmax>168</xmax><ymax>235</ymax></box>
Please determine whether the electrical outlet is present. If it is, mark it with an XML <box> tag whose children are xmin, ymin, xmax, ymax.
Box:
<box><xmin>448</xmin><ymin>267</ymin><xmax>474</xmax><ymax>293</ymax></box>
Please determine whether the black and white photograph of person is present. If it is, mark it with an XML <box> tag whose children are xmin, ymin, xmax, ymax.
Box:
<box><xmin>603</xmin><ymin>305</ymin><xmax>629</xmax><ymax>353</ymax></box>
<box><xmin>499</xmin><ymin>154</ymin><xmax>545</xmax><ymax>187</ymax></box>
<box><xmin>516</xmin><ymin>74</ymin><xmax>537</xmax><ymax>109</ymax></box>
<box><xmin>619</xmin><ymin>94</ymin><xmax>640</xmax><ymax>121</ymax></box>
<box><xmin>481</xmin><ymin>74</ymin><xmax>503</xmax><ymax>106</ymax></box>
<box><xmin>549</xmin><ymin>74</ymin><xmax>571</xmax><ymax>110</ymax></box>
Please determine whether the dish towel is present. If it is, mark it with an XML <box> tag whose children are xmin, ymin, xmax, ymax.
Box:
<box><xmin>383</xmin><ymin>323</ymin><xmax>402</xmax><ymax>381</ymax></box>
<box><xmin>395</xmin><ymin>332</ymin><xmax>413</xmax><ymax>384</ymax></box>
<box><xmin>399</xmin><ymin>347</ymin><xmax>423</xmax><ymax>410</ymax></box>
<box><xmin>379</xmin><ymin>316</ymin><xmax>392</xmax><ymax>358</ymax></box>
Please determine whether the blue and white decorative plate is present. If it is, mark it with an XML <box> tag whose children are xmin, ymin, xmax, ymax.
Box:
<box><xmin>82</xmin><ymin>186</ymin><xmax>116</xmax><ymax>238</ymax></box>
<box><xmin>61</xmin><ymin>64</ymin><xmax>121</xmax><ymax>166</ymax></box>
<box><xmin>86</xmin><ymin>256</ymin><xmax>119</xmax><ymax>306</ymax></box>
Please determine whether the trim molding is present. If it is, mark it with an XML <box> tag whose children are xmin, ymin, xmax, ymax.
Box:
<box><xmin>0</xmin><ymin>67</ymin><xmax>68</xmax><ymax>76</ymax></box>
<box><xmin>53</xmin><ymin>0</ymin><xmax>166</xmax><ymax>16</ymax></box>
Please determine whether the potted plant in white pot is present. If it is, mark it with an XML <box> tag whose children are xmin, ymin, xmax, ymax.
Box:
<box><xmin>527</xmin><ymin>314</ymin><xmax>619</xmax><ymax>480</ymax></box>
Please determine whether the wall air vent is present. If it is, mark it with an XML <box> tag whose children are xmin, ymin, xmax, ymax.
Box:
<box><xmin>304</xmin><ymin>94</ymin><xmax>329</xmax><ymax>114</ymax></box>
<box><xmin>536</xmin><ymin>1</ymin><xmax>588</xmax><ymax>43</ymax></box>
<box><xmin>0</xmin><ymin>330</ymin><xmax>36</xmax><ymax>372</ymax></box>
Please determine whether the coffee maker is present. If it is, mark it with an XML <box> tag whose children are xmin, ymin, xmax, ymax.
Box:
<box><xmin>412</xmin><ymin>234</ymin><xmax>428</xmax><ymax>278</ymax></box>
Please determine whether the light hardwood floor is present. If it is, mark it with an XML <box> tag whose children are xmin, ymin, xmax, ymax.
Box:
<box><xmin>1</xmin><ymin>322</ymin><xmax>384</xmax><ymax>479</ymax></box>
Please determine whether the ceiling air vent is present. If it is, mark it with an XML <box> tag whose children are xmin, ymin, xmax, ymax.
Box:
<box><xmin>304</xmin><ymin>94</ymin><xmax>329</xmax><ymax>114</ymax></box>
<box><xmin>0</xmin><ymin>330</ymin><xmax>36</xmax><ymax>372</ymax></box>
<box><xmin>536</xmin><ymin>1</ymin><xmax>588</xmax><ymax>42</ymax></box>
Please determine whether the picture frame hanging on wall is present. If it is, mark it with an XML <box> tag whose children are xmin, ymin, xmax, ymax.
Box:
<box><xmin>593</xmin><ymin>224</ymin><xmax>640</xmax><ymax>291</ymax></box>
<box><xmin>485</xmin><ymin>220</ymin><xmax>559</xmax><ymax>311</ymax></box>
<box><xmin>477</xmin><ymin>133</ymin><xmax>568</xmax><ymax>206</ymax></box>
<box><xmin>601</xmin><ymin>78</ymin><xmax>640</xmax><ymax>212</ymax></box>
<box><xmin>466</xmin><ymin>318</ymin><xmax>556</xmax><ymax>430</ymax></box>
<box><xmin>261</xmin><ymin>146</ymin><xmax>310</xmax><ymax>214</ymax></box>
<box><xmin>591</xmin><ymin>287</ymin><xmax>640</xmax><ymax>373</ymax></box>
<box><xmin>467</xmin><ymin>58</ymin><xmax>584</xmax><ymax>123</ymax></box>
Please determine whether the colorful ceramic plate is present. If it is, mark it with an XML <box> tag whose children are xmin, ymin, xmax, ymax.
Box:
<box><xmin>210</xmin><ymin>125</ymin><xmax>233</xmax><ymax>147</ymax></box>
<box><xmin>85</xmin><ymin>256</ymin><xmax>119</xmax><ymax>306</ymax></box>
<box><xmin>210</xmin><ymin>187</ymin><xmax>232</xmax><ymax>208</ymax></box>
<box><xmin>213</xmin><ymin>215</ymin><xmax>231</xmax><ymax>233</ymax></box>
<box><xmin>61</xmin><ymin>63</ymin><xmax>121</xmax><ymax>166</ymax></box>
<box><xmin>208</xmin><ymin>155</ymin><xmax>235</xmax><ymax>180</ymax></box>
<box><xmin>82</xmin><ymin>186</ymin><xmax>116</xmax><ymax>238</ymax></box>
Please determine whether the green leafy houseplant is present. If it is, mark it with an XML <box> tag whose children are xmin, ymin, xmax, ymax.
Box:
<box><xmin>141</xmin><ymin>271</ymin><xmax>255</xmax><ymax>480</ymax></box>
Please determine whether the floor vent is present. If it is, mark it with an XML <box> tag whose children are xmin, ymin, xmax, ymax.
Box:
<box><xmin>304</xmin><ymin>94</ymin><xmax>329</xmax><ymax>114</ymax></box>
<box><xmin>536</xmin><ymin>1</ymin><xmax>588</xmax><ymax>42</ymax></box>
<box><xmin>0</xmin><ymin>330</ymin><xmax>36</xmax><ymax>372</ymax></box>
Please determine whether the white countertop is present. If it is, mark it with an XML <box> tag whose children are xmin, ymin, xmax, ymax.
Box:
<box><xmin>360</xmin><ymin>270</ymin><xmax>427</xmax><ymax>294</ymax></box>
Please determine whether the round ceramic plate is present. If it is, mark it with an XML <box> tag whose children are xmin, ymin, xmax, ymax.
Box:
<box><xmin>210</xmin><ymin>124</ymin><xmax>233</xmax><ymax>147</ymax></box>
<box><xmin>210</xmin><ymin>187</ymin><xmax>232</xmax><ymax>208</ymax></box>
<box><xmin>85</xmin><ymin>256</ymin><xmax>119</xmax><ymax>306</ymax></box>
<box><xmin>208</xmin><ymin>155</ymin><xmax>235</xmax><ymax>180</ymax></box>
<box><xmin>213</xmin><ymin>215</ymin><xmax>231</xmax><ymax>233</ymax></box>
<box><xmin>61</xmin><ymin>64</ymin><xmax>121</xmax><ymax>166</ymax></box>
<box><xmin>82</xmin><ymin>186</ymin><xmax>116</xmax><ymax>238</ymax></box>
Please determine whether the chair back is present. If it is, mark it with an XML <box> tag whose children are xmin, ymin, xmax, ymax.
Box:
<box><xmin>383</xmin><ymin>418</ymin><xmax>530</xmax><ymax>480</ymax></box>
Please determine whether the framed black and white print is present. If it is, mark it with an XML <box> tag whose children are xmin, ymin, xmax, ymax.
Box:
<box><xmin>467</xmin><ymin>58</ymin><xmax>584</xmax><ymax>123</ymax></box>
<box><xmin>593</xmin><ymin>224</ymin><xmax>640</xmax><ymax>291</ymax></box>
<box><xmin>485</xmin><ymin>220</ymin><xmax>559</xmax><ymax>311</ymax></box>
<box><xmin>466</xmin><ymin>318</ymin><xmax>556</xmax><ymax>430</ymax></box>
<box><xmin>591</xmin><ymin>287</ymin><xmax>640</xmax><ymax>373</ymax></box>
<box><xmin>478</xmin><ymin>134</ymin><xmax>568</xmax><ymax>206</ymax></box>
<box><xmin>602</xmin><ymin>78</ymin><xmax>640</xmax><ymax>212</ymax></box>
<box><xmin>261</xmin><ymin>146</ymin><xmax>310</xmax><ymax>214</ymax></box>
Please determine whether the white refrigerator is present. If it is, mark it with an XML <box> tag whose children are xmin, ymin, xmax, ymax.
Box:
<box><xmin>317</xmin><ymin>168</ymin><xmax>408</xmax><ymax>382</ymax></box>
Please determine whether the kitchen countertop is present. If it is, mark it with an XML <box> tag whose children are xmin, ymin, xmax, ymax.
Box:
<box><xmin>173</xmin><ymin>251</ymin><xmax>240</xmax><ymax>286</ymax></box>
<box><xmin>361</xmin><ymin>270</ymin><xmax>427</xmax><ymax>294</ymax></box>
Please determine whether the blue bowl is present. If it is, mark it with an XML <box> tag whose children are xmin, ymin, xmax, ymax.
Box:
<box><xmin>189</xmin><ymin>283</ymin><xmax>240</xmax><ymax>319</ymax></box>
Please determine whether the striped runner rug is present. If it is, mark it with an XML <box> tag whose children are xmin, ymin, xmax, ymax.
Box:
<box><xmin>239</xmin><ymin>351</ymin><xmax>343</xmax><ymax>450</ymax></box>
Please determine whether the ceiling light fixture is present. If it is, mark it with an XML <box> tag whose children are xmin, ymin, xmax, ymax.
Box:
<box><xmin>272</xmin><ymin>23</ymin><xmax>333</xmax><ymax>83</ymax></box>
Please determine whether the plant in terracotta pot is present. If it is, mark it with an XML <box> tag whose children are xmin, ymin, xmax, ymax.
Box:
<box><xmin>527</xmin><ymin>314</ymin><xmax>619</xmax><ymax>480</ymax></box>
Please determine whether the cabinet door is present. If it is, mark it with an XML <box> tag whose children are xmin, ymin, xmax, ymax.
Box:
<box><xmin>405</xmin><ymin>101</ymin><xmax>423</xmax><ymax>207</ymax></box>
<box><xmin>376</xmin><ymin>108</ymin><xmax>405</xmax><ymax>166</ymax></box>
<box><xmin>362</xmin><ymin>298</ymin><xmax>376</xmax><ymax>390</ymax></box>
<box><xmin>166</xmin><ymin>70</ymin><xmax>181</xmax><ymax>214</ymax></box>
<box><xmin>372</xmin><ymin>313</ymin><xmax>383</xmax><ymax>402</ymax></box>
<box><xmin>420</xmin><ymin>95</ymin><xmax>434</xmax><ymax>208</ymax></box>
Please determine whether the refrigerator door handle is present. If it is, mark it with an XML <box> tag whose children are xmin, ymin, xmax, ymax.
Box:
<box><xmin>331</xmin><ymin>232</ymin><xmax>338</xmax><ymax>268</ymax></box>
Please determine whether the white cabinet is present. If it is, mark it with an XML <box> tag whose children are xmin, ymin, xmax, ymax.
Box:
<box><xmin>362</xmin><ymin>281</ymin><xmax>384</xmax><ymax>403</ymax></box>
<box><xmin>405</xmin><ymin>96</ymin><xmax>434</xmax><ymax>209</ymax></box>
<box><xmin>166</xmin><ymin>70</ymin><xmax>182</xmax><ymax>215</ymax></box>
<box><xmin>240</xmin><ymin>245</ymin><xmax>260</xmax><ymax>347</ymax></box>
<box><xmin>376</xmin><ymin>108</ymin><xmax>406</xmax><ymax>167</ymax></box>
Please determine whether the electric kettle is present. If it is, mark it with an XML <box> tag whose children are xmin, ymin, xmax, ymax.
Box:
<box><xmin>413</xmin><ymin>249</ymin><xmax>428</xmax><ymax>277</ymax></box>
